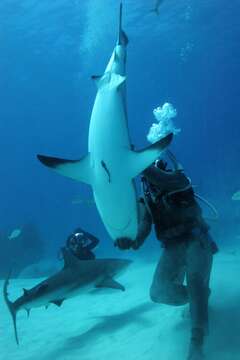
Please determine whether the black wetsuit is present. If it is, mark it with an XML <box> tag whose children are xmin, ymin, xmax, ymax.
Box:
<box><xmin>141</xmin><ymin>164</ymin><xmax>217</xmax><ymax>358</ymax></box>
<box><xmin>142</xmin><ymin>165</ymin><xmax>210</xmax><ymax>247</ymax></box>
<box><xmin>66</xmin><ymin>230</ymin><xmax>99</xmax><ymax>260</ymax></box>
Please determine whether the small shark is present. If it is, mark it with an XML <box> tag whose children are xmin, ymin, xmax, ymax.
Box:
<box><xmin>3</xmin><ymin>248</ymin><xmax>132</xmax><ymax>345</ymax></box>
<box><xmin>37</xmin><ymin>3</ymin><xmax>172</xmax><ymax>241</ymax></box>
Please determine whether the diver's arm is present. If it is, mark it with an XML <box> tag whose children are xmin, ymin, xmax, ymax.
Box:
<box><xmin>84</xmin><ymin>231</ymin><xmax>99</xmax><ymax>250</ymax></box>
<box><xmin>132</xmin><ymin>200</ymin><xmax>152</xmax><ymax>249</ymax></box>
<box><xmin>143</xmin><ymin>165</ymin><xmax>189</xmax><ymax>191</ymax></box>
<box><xmin>114</xmin><ymin>201</ymin><xmax>152</xmax><ymax>250</ymax></box>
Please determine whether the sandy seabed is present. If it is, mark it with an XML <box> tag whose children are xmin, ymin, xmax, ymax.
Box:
<box><xmin>1</xmin><ymin>249</ymin><xmax>240</xmax><ymax>360</ymax></box>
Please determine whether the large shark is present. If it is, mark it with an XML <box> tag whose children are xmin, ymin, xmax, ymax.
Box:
<box><xmin>4</xmin><ymin>248</ymin><xmax>132</xmax><ymax>344</ymax></box>
<box><xmin>37</xmin><ymin>3</ymin><xmax>172</xmax><ymax>241</ymax></box>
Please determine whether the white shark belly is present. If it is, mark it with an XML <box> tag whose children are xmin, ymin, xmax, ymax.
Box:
<box><xmin>89</xmin><ymin>89</ymin><xmax>130</xmax><ymax>152</ymax></box>
<box><xmin>94</xmin><ymin>179</ymin><xmax>138</xmax><ymax>240</ymax></box>
<box><xmin>88</xmin><ymin>85</ymin><xmax>138</xmax><ymax>240</ymax></box>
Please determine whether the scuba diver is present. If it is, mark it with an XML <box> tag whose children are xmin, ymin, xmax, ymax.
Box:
<box><xmin>64</xmin><ymin>227</ymin><xmax>99</xmax><ymax>260</ymax></box>
<box><xmin>115</xmin><ymin>150</ymin><xmax>218</xmax><ymax>360</ymax></box>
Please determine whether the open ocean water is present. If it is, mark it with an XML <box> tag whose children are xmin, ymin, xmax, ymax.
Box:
<box><xmin>0</xmin><ymin>1</ymin><xmax>240</xmax><ymax>359</ymax></box>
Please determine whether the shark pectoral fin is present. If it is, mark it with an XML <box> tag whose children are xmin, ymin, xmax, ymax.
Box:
<box><xmin>50</xmin><ymin>299</ymin><xmax>65</xmax><ymax>307</ymax></box>
<box><xmin>128</xmin><ymin>133</ymin><xmax>173</xmax><ymax>178</ymax></box>
<box><xmin>112</xmin><ymin>74</ymin><xmax>126</xmax><ymax>89</ymax></box>
<box><xmin>94</xmin><ymin>72</ymin><xmax>126</xmax><ymax>90</ymax></box>
<box><xmin>92</xmin><ymin>75</ymin><xmax>103</xmax><ymax>89</ymax></box>
<box><xmin>37</xmin><ymin>153</ymin><xmax>92</xmax><ymax>185</ymax></box>
<box><xmin>96</xmin><ymin>277</ymin><xmax>125</xmax><ymax>291</ymax></box>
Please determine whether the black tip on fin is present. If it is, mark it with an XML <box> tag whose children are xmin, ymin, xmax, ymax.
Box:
<box><xmin>151</xmin><ymin>132</ymin><xmax>173</xmax><ymax>151</ymax></box>
<box><xmin>91</xmin><ymin>75</ymin><xmax>102</xmax><ymax>80</ymax></box>
<box><xmin>37</xmin><ymin>154</ymin><xmax>77</xmax><ymax>169</ymax></box>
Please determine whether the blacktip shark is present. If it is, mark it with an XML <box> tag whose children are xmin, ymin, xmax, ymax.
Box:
<box><xmin>4</xmin><ymin>248</ymin><xmax>132</xmax><ymax>345</ymax></box>
<box><xmin>37</xmin><ymin>3</ymin><xmax>173</xmax><ymax>241</ymax></box>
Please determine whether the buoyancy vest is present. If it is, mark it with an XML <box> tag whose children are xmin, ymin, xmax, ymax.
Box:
<box><xmin>144</xmin><ymin>180</ymin><xmax>209</xmax><ymax>243</ymax></box>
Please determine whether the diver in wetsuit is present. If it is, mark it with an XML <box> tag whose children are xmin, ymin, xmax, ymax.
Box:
<box><xmin>115</xmin><ymin>151</ymin><xmax>218</xmax><ymax>360</ymax></box>
<box><xmin>65</xmin><ymin>228</ymin><xmax>99</xmax><ymax>260</ymax></box>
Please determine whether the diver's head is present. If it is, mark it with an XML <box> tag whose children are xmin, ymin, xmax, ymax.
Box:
<box><xmin>68</xmin><ymin>230</ymin><xmax>87</xmax><ymax>249</ymax></box>
<box><xmin>155</xmin><ymin>159</ymin><xmax>168</xmax><ymax>171</ymax></box>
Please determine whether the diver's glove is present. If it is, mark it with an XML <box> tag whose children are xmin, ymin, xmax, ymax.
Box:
<box><xmin>114</xmin><ymin>237</ymin><xmax>137</xmax><ymax>250</ymax></box>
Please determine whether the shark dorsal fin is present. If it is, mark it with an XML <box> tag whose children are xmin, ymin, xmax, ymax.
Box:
<box><xmin>23</xmin><ymin>288</ymin><xmax>28</xmax><ymax>296</ymax></box>
<box><xmin>61</xmin><ymin>247</ymin><xmax>79</xmax><ymax>268</ymax></box>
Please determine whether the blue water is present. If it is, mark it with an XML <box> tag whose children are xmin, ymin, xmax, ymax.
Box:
<box><xmin>0</xmin><ymin>0</ymin><xmax>240</xmax><ymax>257</ymax></box>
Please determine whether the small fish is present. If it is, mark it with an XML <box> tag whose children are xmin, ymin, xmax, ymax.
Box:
<box><xmin>8</xmin><ymin>229</ymin><xmax>22</xmax><ymax>240</ymax></box>
<box><xmin>151</xmin><ymin>0</ymin><xmax>165</xmax><ymax>15</ymax></box>
<box><xmin>232</xmin><ymin>190</ymin><xmax>240</xmax><ymax>201</ymax></box>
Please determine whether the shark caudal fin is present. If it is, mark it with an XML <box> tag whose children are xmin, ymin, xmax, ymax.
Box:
<box><xmin>128</xmin><ymin>133</ymin><xmax>173</xmax><ymax>178</ymax></box>
<box><xmin>118</xmin><ymin>2</ymin><xmax>128</xmax><ymax>46</ymax></box>
<box><xmin>37</xmin><ymin>153</ymin><xmax>93</xmax><ymax>185</ymax></box>
<box><xmin>3</xmin><ymin>270</ymin><xmax>19</xmax><ymax>345</ymax></box>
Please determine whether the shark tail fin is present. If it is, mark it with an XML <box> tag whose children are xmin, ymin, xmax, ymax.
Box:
<box><xmin>118</xmin><ymin>2</ymin><xmax>128</xmax><ymax>46</ymax></box>
<box><xmin>3</xmin><ymin>269</ymin><xmax>19</xmax><ymax>345</ymax></box>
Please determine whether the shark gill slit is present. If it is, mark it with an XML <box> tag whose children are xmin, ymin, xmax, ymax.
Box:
<box><xmin>101</xmin><ymin>160</ymin><xmax>111</xmax><ymax>183</ymax></box>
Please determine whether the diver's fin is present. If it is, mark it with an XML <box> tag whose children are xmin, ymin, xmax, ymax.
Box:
<box><xmin>128</xmin><ymin>133</ymin><xmax>173</xmax><ymax>178</ymax></box>
<box><xmin>37</xmin><ymin>153</ymin><xmax>92</xmax><ymax>185</ymax></box>
<box><xmin>118</xmin><ymin>3</ymin><xmax>128</xmax><ymax>46</ymax></box>
<box><xmin>61</xmin><ymin>247</ymin><xmax>79</xmax><ymax>268</ymax></box>
<box><xmin>3</xmin><ymin>269</ymin><xmax>19</xmax><ymax>345</ymax></box>
<box><xmin>96</xmin><ymin>277</ymin><xmax>125</xmax><ymax>291</ymax></box>
<box><xmin>50</xmin><ymin>299</ymin><xmax>65</xmax><ymax>307</ymax></box>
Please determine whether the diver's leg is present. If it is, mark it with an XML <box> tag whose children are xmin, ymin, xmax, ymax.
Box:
<box><xmin>186</xmin><ymin>234</ymin><xmax>213</xmax><ymax>359</ymax></box>
<box><xmin>150</xmin><ymin>242</ymin><xmax>188</xmax><ymax>306</ymax></box>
